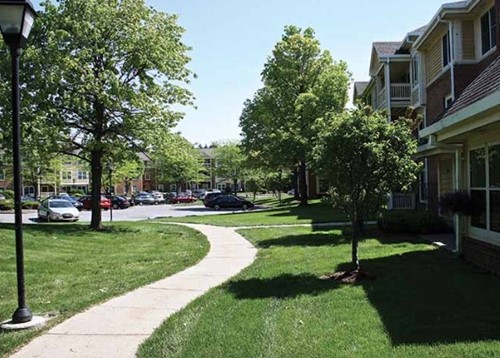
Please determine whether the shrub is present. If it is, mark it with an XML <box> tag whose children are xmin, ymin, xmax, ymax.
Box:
<box><xmin>70</xmin><ymin>189</ymin><xmax>85</xmax><ymax>197</ymax></box>
<box><xmin>378</xmin><ymin>210</ymin><xmax>451</xmax><ymax>234</ymax></box>
<box><xmin>0</xmin><ymin>190</ymin><xmax>14</xmax><ymax>199</ymax></box>
<box><xmin>439</xmin><ymin>190</ymin><xmax>473</xmax><ymax>215</ymax></box>
<box><xmin>0</xmin><ymin>199</ymin><xmax>14</xmax><ymax>211</ymax></box>
<box><xmin>22</xmin><ymin>201</ymin><xmax>40</xmax><ymax>210</ymax></box>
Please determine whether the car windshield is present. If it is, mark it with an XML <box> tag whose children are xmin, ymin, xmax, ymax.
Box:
<box><xmin>49</xmin><ymin>201</ymin><xmax>74</xmax><ymax>208</ymax></box>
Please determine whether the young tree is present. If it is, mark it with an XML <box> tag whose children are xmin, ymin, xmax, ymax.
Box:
<box><xmin>313</xmin><ymin>106</ymin><xmax>420</xmax><ymax>272</ymax></box>
<box><xmin>0</xmin><ymin>0</ymin><xmax>194</xmax><ymax>229</ymax></box>
<box><xmin>240</xmin><ymin>26</ymin><xmax>350</xmax><ymax>206</ymax></box>
<box><xmin>213</xmin><ymin>141</ymin><xmax>245</xmax><ymax>195</ymax></box>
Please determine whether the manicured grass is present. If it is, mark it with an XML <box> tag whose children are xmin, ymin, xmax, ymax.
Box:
<box><xmin>161</xmin><ymin>199</ymin><xmax>349</xmax><ymax>227</ymax></box>
<box><xmin>139</xmin><ymin>227</ymin><xmax>500</xmax><ymax>358</ymax></box>
<box><xmin>0</xmin><ymin>223</ymin><xmax>209</xmax><ymax>357</ymax></box>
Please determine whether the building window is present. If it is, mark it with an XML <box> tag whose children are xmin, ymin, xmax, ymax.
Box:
<box><xmin>204</xmin><ymin>159</ymin><xmax>211</xmax><ymax>167</ymax></box>
<box><xmin>442</xmin><ymin>31</ymin><xmax>451</xmax><ymax>67</ymax></box>
<box><xmin>144</xmin><ymin>171</ymin><xmax>151</xmax><ymax>181</ymax></box>
<box><xmin>481</xmin><ymin>6</ymin><xmax>496</xmax><ymax>55</ymax></box>
<box><xmin>62</xmin><ymin>171</ymin><xmax>72</xmax><ymax>180</ymax></box>
<box><xmin>158</xmin><ymin>184</ymin><xmax>164</xmax><ymax>192</ymax></box>
<box><xmin>444</xmin><ymin>94</ymin><xmax>453</xmax><ymax>109</ymax></box>
<box><xmin>419</xmin><ymin>159</ymin><xmax>428</xmax><ymax>203</ymax></box>
<box><xmin>411</xmin><ymin>54</ymin><xmax>419</xmax><ymax>87</ymax></box>
<box><xmin>0</xmin><ymin>170</ymin><xmax>5</xmax><ymax>181</ymax></box>
<box><xmin>469</xmin><ymin>145</ymin><xmax>500</xmax><ymax>235</ymax></box>
<box><xmin>77</xmin><ymin>171</ymin><xmax>88</xmax><ymax>180</ymax></box>
<box><xmin>170</xmin><ymin>184</ymin><xmax>177</xmax><ymax>192</ymax></box>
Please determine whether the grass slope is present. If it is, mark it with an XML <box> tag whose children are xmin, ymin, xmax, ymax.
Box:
<box><xmin>0</xmin><ymin>223</ymin><xmax>209</xmax><ymax>357</ymax></box>
<box><xmin>139</xmin><ymin>227</ymin><xmax>500</xmax><ymax>358</ymax></box>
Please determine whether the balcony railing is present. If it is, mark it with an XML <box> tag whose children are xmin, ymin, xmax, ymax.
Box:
<box><xmin>377</xmin><ymin>87</ymin><xmax>386</xmax><ymax>109</ymax></box>
<box><xmin>388</xmin><ymin>192</ymin><xmax>416</xmax><ymax>210</ymax></box>
<box><xmin>390</xmin><ymin>83</ymin><xmax>411</xmax><ymax>101</ymax></box>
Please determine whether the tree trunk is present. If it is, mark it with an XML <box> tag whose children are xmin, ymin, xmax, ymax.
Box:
<box><xmin>292</xmin><ymin>166</ymin><xmax>299</xmax><ymax>200</ymax></box>
<box><xmin>125</xmin><ymin>179</ymin><xmax>130</xmax><ymax>197</ymax></box>
<box><xmin>299</xmin><ymin>161</ymin><xmax>308</xmax><ymax>206</ymax></box>
<box><xmin>90</xmin><ymin>150</ymin><xmax>103</xmax><ymax>230</ymax></box>
<box><xmin>233</xmin><ymin>178</ymin><xmax>238</xmax><ymax>195</ymax></box>
<box><xmin>351</xmin><ymin>216</ymin><xmax>362</xmax><ymax>270</ymax></box>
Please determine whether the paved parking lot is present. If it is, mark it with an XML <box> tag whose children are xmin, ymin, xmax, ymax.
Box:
<box><xmin>0</xmin><ymin>204</ymin><xmax>239</xmax><ymax>224</ymax></box>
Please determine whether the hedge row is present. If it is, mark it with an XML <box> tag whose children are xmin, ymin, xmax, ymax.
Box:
<box><xmin>378</xmin><ymin>210</ymin><xmax>452</xmax><ymax>234</ymax></box>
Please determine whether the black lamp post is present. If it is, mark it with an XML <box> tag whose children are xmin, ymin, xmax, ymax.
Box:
<box><xmin>277</xmin><ymin>168</ymin><xmax>283</xmax><ymax>205</ymax></box>
<box><xmin>107</xmin><ymin>162</ymin><xmax>114</xmax><ymax>222</ymax></box>
<box><xmin>0</xmin><ymin>0</ymin><xmax>36</xmax><ymax>324</ymax></box>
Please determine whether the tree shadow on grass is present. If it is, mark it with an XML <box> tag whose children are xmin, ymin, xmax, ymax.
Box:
<box><xmin>256</xmin><ymin>232</ymin><xmax>349</xmax><ymax>248</ymax></box>
<box><xmin>227</xmin><ymin>274</ymin><xmax>340</xmax><ymax>299</ymax></box>
<box><xmin>336</xmin><ymin>248</ymin><xmax>500</xmax><ymax>345</ymax></box>
<box><xmin>0</xmin><ymin>223</ymin><xmax>141</xmax><ymax>237</ymax></box>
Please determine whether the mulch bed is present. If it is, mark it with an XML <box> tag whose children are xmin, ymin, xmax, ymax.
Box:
<box><xmin>320</xmin><ymin>269</ymin><xmax>375</xmax><ymax>283</ymax></box>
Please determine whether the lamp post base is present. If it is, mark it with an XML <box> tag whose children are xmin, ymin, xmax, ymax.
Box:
<box><xmin>12</xmin><ymin>307</ymin><xmax>32</xmax><ymax>324</ymax></box>
<box><xmin>1</xmin><ymin>315</ymin><xmax>46</xmax><ymax>331</ymax></box>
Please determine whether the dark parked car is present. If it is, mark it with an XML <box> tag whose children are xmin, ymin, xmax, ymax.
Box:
<box><xmin>203</xmin><ymin>192</ymin><xmax>223</xmax><ymax>205</ymax></box>
<box><xmin>112</xmin><ymin>195</ymin><xmax>131</xmax><ymax>209</ymax></box>
<box><xmin>205</xmin><ymin>195</ymin><xmax>254</xmax><ymax>210</ymax></box>
<box><xmin>132</xmin><ymin>193</ymin><xmax>155</xmax><ymax>205</ymax></box>
<box><xmin>50</xmin><ymin>195</ymin><xmax>84</xmax><ymax>211</ymax></box>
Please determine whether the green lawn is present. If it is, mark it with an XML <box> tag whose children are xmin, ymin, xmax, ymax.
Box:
<box><xmin>0</xmin><ymin>223</ymin><xmax>209</xmax><ymax>357</ymax></box>
<box><xmin>161</xmin><ymin>199</ymin><xmax>349</xmax><ymax>227</ymax></box>
<box><xmin>139</xmin><ymin>227</ymin><xmax>500</xmax><ymax>358</ymax></box>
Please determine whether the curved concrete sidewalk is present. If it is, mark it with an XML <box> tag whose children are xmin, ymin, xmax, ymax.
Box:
<box><xmin>10</xmin><ymin>224</ymin><xmax>257</xmax><ymax>358</ymax></box>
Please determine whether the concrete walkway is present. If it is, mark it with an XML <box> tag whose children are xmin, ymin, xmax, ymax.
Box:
<box><xmin>10</xmin><ymin>224</ymin><xmax>257</xmax><ymax>358</ymax></box>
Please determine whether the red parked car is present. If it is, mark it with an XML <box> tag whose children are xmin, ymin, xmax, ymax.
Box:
<box><xmin>170</xmin><ymin>194</ymin><xmax>197</xmax><ymax>204</ymax></box>
<box><xmin>78</xmin><ymin>195</ymin><xmax>111</xmax><ymax>210</ymax></box>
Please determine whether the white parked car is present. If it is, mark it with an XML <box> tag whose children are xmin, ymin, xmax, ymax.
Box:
<box><xmin>200</xmin><ymin>189</ymin><xmax>221</xmax><ymax>200</ymax></box>
<box><xmin>38</xmin><ymin>199</ymin><xmax>80</xmax><ymax>222</ymax></box>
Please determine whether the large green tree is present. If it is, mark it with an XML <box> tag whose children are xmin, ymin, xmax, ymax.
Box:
<box><xmin>213</xmin><ymin>141</ymin><xmax>245</xmax><ymax>195</ymax></box>
<box><xmin>154</xmin><ymin>134</ymin><xmax>202</xmax><ymax>191</ymax></box>
<box><xmin>0</xmin><ymin>0</ymin><xmax>194</xmax><ymax>229</ymax></box>
<box><xmin>240</xmin><ymin>26</ymin><xmax>350</xmax><ymax>205</ymax></box>
<box><xmin>313</xmin><ymin>106</ymin><xmax>420</xmax><ymax>271</ymax></box>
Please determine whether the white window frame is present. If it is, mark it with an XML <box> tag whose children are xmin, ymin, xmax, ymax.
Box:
<box><xmin>444</xmin><ymin>94</ymin><xmax>453</xmax><ymax>109</ymax></box>
<box><xmin>468</xmin><ymin>143</ymin><xmax>500</xmax><ymax>244</ymax></box>
<box><xmin>77</xmin><ymin>171</ymin><xmax>88</xmax><ymax>180</ymax></box>
<box><xmin>442</xmin><ymin>31</ymin><xmax>451</xmax><ymax>68</ymax></box>
<box><xmin>411</xmin><ymin>54</ymin><xmax>419</xmax><ymax>88</ymax></box>
<box><xmin>480</xmin><ymin>6</ymin><xmax>497</xmax><ymax>56</ymax></box>
<box><xmin>419</xmin><ymin>159</ymin><xmax>428</xmax><ymax>204</ymax></box>
<box><xmin>62</xmin><ymin>171</ymin><xmax>72</xmax><ymax>180</ymax></box>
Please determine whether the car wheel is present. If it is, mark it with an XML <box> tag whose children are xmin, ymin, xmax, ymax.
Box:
<box><xmin>154</xmin><ymin>201</ymin><xmax>158</xmax><ymax>205</ymax></box>
<box><xmin>242</xmin><ymin>204</ymin><xmax>248</xmax><ymax>210</ymax></box>
<box><xmin>214</xmin><ymin>204</ymin><xmax>221</xmax><ymax>211</ymax></box>
<box><xmin>113</xmin><ymin>204</ymin><xmax>119</xmax><ymax>209</ymax></box>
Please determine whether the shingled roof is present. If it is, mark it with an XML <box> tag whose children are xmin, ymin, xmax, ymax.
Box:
<box><xmin>443</xmin><ymin>56</ymin><xmax>500</xmax><ymax>118</ymax></box>
<box><xmin>354</xmin><ymin>82</ymin><xmax>369</xmax><ymax>95</ymax></box>
<box><xmin>373</xmin><ymin>42</ymin><xmax>403</xmax><ymax>56</ymax></box>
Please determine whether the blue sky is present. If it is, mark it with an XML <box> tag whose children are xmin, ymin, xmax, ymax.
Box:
<box><xmin>32</xmin><ymin>0</ymin><xmax>443</xmax><ymax>145</ymax></box>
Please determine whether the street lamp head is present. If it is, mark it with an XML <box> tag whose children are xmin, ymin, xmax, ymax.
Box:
<box><xmin>0</xmin><ymin>0</ymin><xmax>36</xmax><ymax>48</ymax></box>
<box><xmin>106</xmin><ymin>161</ymin><xmax>115</xmax><ymax>172</ymax></box>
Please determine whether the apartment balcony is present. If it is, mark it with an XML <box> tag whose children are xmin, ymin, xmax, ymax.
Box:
<box><xmin>376</xmin><ymin>83</ymin><xmax>412</xmax><ymax>109</ymax></box>
<box><xmin>388</xmin><ymin>192</ymin><xmax>416</xmax><ymax>210</ymax></box>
